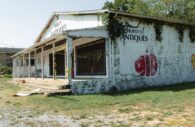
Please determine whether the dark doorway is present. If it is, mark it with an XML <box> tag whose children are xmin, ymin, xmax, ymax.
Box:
<box><xmin>49</xmin><ymin>50</ymin><xmax>65</xmax><ymax>76</ymax></box>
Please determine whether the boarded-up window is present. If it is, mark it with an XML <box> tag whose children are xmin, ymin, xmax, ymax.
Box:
<box><xmin>76</xmin><ymin>39</ymin><xmax>106</xmax><ymax>76</ymax></box>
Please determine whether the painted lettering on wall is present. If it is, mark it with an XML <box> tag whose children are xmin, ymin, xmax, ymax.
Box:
<box><xmin>122</xmin><ymin>25</ymin><xmax>148</xmax><ymax>42</ymax></box>
<box><xmin>135</xmin><ymin>53</ymin><xmax>158</xmax><ymax>76</ymax></box>
<box><xmin>191</xmin><ymin>54</ymin><xmax>195</xmax><ymax>70</ymax></box>
<box><xmin>51</xmin><ymin>20</ymin><xmax>67</xmax><ymax>36</ymax></box>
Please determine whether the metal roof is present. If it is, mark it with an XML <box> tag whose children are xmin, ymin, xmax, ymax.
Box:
<box><xmin>52</xmin><ymin>9</ymin><xmax>195</xmax><ymax>26</ymax></box>
<box><xmin>35</xmin><ymin>9</ymin><xmax>194</xmax><ymax>44</ymax></box>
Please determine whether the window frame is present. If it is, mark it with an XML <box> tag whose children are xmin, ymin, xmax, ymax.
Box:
<box><xmin>74</xmin><ymin>38</ymin><xmax>108</xmax><ymax>79</ymax></box>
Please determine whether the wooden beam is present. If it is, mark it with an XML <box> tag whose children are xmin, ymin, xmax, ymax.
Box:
<box><xmin>66</xmin><ymin>36</ymin><xmax>73</xmax><ymax>80</ymax></box>
<box><xmin>23</xmin><ymin>54</ymin><xmax>25</xmax><ymax>78</ymax></box>
<box><xmin>28</xmin><ymin>52</ymin><xmax>31</xmax><ymax>78</ymax></box>
<box><xmin>64</xmin><ymin>48</ymin><xmax>66</xmax><ymax>79</ymax></box>
<box><xmin>52</xmin><ymin>42</ymin><xmax>56</xmax><ymax>80</ymax></box>
<box><xmin>17</xmin><ymin>57</ymin><xmax>20</xmax><ymax>78</ymax></box>
<box><xmin>34</xmin><ymin>49</ymin><xmax>37</xmax><ymax>79</ymax></box>
<box><xmin>41</xmin><ymin>46</ymin><xmax>44</xmax><ymax>79</ymax></box>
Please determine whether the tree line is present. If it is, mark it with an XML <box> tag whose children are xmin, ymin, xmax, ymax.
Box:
<box><xmin>103</xmin><ymin>0</ymin><xmax>195</xmax><ymax>23</ymax></box>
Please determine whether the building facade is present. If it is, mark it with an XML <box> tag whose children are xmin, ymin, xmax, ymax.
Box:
<box><xmin>12</xmin><ymin>10</ymin><xmax>195</xmax><ymax>94</ymax></box>
<box><xmin>0</xmin><ymin>48</ymin><xmax>23</xmax><ymax>66</ymax></box>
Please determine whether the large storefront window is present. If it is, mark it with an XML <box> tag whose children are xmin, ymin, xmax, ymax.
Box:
<box><xmin>76</xmin><ymin>39</ymin><xmax>106</xmax><ymax>76</ymax></box>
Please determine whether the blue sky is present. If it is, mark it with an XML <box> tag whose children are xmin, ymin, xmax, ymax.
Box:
<box><xmin>0</xmin><ymin>0</ymin><xmax>112</xmax><ymax>48</ymax></box>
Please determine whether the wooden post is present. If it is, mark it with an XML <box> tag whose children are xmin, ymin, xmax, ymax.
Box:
<box><xmin>28</xmin><ymin>52</ymin><xmax>31</xmax><ymax>78</ymax></box>
<box><xmin>66</xmin><ymin>36</ymin><xmax>73</xmax><ymax>81</ymax></box>
<box><xmin>18</xmin><ymin>57</ymin><xmax>20</xmax><ymax>78</ymax></box>
<box><xmin>52</xmin><ymin>43</ymin><xmax>56</xmax><ymax>80</ymax></box>
<box><xmin>23</xmin><ymin>54</ymin><xmax>25</xmax><ymax>78</ymax></box>
<box><xmin>64</xmin><ymin>48</ymin><xmax>66</xmax><ymax>79</ymax></box>
<box><xmin>41</xmin><ymin>46</ymin><xmax>44</xmax><ymax>79</ymax></box>
<box><xmin>34</xmin><ymin>49</ymin><xmax>37</xmax><ymax>79</ymax></box>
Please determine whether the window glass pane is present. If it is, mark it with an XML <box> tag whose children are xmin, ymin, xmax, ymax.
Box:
<box><xmin>76</xmin><ymin>39</ymin><xmax>106</xmax><ymax>76</ymax></box>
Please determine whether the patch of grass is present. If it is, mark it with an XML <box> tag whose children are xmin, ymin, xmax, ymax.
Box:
<box><xmin>111</xmin><ymin>123</ymin><xmax>129</xmax><ymax>127</ymax></box>
<box><xmin>144</xmin><ymin>115</ymin><xmax>154</xmax><ymax>121</ymax></box>
<box><xmin>118</xmin><ymin>107</ymin><xmax>133</xmax><ymax>113</ymax></box>
<box><xmin>0</xmin><ymin>78</ymin><xmax>195</xmax><ymax>126</ymax></box>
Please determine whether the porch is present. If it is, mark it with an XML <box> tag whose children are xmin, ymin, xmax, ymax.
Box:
<box><xmin>12</xmin><ymin>28</ymin><xmax>111</xmax><ymax>92</ymax></box>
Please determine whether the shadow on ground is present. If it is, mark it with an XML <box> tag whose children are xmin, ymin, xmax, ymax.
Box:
<box><xmin>104</xmin><ymin>82</ymin><xmax>195</xmax><ymax>96</ymax></box>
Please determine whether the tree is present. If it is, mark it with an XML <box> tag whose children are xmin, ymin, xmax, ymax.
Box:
<box><xmin>103</xmin><ymin>0</ymin><xmax>195</xmax><ymax>23</ymax></box>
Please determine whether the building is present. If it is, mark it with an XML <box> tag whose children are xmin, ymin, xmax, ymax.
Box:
<box><xmin>0</xmin><ymin>48</ymin><xmax>23</xmax><ymax>66</ymax></box>
<box><xmin>12</xmin><ymin>10</ymin><xmax>195</xmax><ymax>94</ymax></box>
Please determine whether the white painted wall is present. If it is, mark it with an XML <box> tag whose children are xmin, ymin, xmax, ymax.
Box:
<box><xmin>40</xmin><ymin>15</ymin><xmax>103</xmax><ymax>41</ymax></box>
<box><xmin>114</xmin><ymin>17</ymin><xmax>195</xmax><ymax>89</ymax></box>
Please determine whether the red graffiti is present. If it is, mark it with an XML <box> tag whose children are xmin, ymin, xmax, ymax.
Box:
<box><xmin>135</xmin><ymin>53</ymin><xmax>158</xmax><ymax>76</ymax></box>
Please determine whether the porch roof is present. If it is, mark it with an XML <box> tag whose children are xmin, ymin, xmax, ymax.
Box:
<box><xmin>11</xmin><ymin>27</ymin><xmax>108</xmax><ymax>58</ymax></box>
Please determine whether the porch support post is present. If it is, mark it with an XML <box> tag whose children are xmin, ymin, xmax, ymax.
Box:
<box><xmin>41</xmin><ymin>46</ymin><xmax>44</xmax><ymax>79</ymax></box>
<box><xmin>66</xmin><ymin>36</ymin><xmax>73</xmax><ymax>81</ymax></box>
<box><xmin>17</xmin><ymin>56</ymin><xmax>20</xmax><ymax>78</ymax></box>
<box><xmin>34</xmin><ymin>49</ymin><xmax>37</xmax><ymax>79</ymax></box>
<box><xmin>64</xmin><ymin>48</ymin><xmax>66</xmax><ymax>79</ymax></box>
<box><xmin>28</xmin><ymin>52</ymin><xmax>31</xmax><ymax>78</ymax></box>
<box><xmin>52</xmin><ymin>42</ymin><xmax>56</xmax><ymax>80</ymax></box>
<box><xmin>22</xmin><ymin>54</ymin><xmax>25</xmax><ymax>78</ymax></box>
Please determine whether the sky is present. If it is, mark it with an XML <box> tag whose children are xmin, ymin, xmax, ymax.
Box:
<box><xmin>0</xmin><ymin>0</ymin><xmax>112</xmax><ymax>48</ymax></box>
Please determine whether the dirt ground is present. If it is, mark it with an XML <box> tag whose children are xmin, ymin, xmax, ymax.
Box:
<box><xmin>0</xmin><ymin>78</ymin><xmax>195</xmax><ymax>127</ymax></box>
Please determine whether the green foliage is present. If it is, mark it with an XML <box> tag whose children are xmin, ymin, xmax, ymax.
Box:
<box><xmin>0</xmin><ymin>66</ymin><xmax>12</xmax><ymax>74</ymax></box>
<box><xmin>2</xmin><ymin>74</ymin><xmax>12</xmax><ymax>78</ymax></box>
<box><xmin>103</xmin><ymin>0</ymin><xmax>195</xmax><ymax>23</ymax></box>
<box><xmin>175</xmin><ymin>25</ymin><xmax>185</xmax><ymax>42</ymax></box>
<box><xmin>103</xmin><ymin>0</ymin><xmax>194</xmax><ymax>42</ymax></box>
<box><xmin>154</xmin><ymin>24</ymin><xmax>163</xmax><ymax>42</ymax></box>
<box><xmin>105</xmin><ymin>13</ymin><xmax>125</xmax><ymax>41</ymax></box>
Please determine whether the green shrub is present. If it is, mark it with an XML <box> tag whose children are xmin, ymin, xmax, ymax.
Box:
<box><xmin>0</xmin><ymin>66</ymin><xmax>12</xmax><ymax>74</ymax></box>
<box><xmin>3</xmin><ymin>74</ymin><xmax>12</xmax><ymax>78</ymax></box>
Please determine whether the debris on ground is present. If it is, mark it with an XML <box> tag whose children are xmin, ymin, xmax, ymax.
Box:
<box><xmin>13</xmin><ymin>88</ymin><xmax>72</xmax><ymax>97</ymax></box>
<box><xmin>13</xmin><ymin>88</ymin><xmax>41</xmax><ymax>97</ymax></box>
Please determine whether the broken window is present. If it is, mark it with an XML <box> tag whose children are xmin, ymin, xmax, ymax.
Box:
<box><xmin>76</xmin><ymin>39</ymin><xmax>106</xmax><ymax>76</ymax></box>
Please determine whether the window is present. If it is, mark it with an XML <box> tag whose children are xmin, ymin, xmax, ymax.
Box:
<box><xmin>31</xmin><ymin>59</ymin><xmax>35</xmax><ymax>66</ymax></box>
<box><xmin>76</xmin><ymin>39</ymin><xmax>106</xmax><ymax>76</ymax></box>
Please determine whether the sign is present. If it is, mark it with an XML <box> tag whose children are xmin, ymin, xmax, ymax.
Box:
<box><xmin>51</xmin><ymin>21</ymin><xmax>67</xmax><ymax>36</ymax></box>
<box><xmin>122</xmin><ymin>25</ymin><xmax>149</xmax><ymax>42</ymax></box>
<box><xmin>135</xmin><ymin>53</ymin><xmax>158</xmax><ymax>76</ymax></box>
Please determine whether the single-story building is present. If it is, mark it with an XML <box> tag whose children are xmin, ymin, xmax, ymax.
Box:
<box><xmin>0</xmin><ymin>48</ymin><xmax>23</xmax><ymax>67</ymax></box>
<box><xmin>12</xmin><ymin>9</ymin><xmax>195</xmax><ymax>94</ymax></box>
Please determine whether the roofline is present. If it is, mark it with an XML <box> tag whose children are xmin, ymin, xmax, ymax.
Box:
<box><xmin>52</xmin><ymin>9</ymin><xmax>194</xmax><ymax>26</ymax></box>
<box><xmin>108</xmin><ymin>10</ymin><xmax>195</xmax><ymax>27</ymax></box>
<box><xmin>34</xmin><ymin>9</ymin><xmax>108</xmax><ymax>43</ymax></box>
<box><xmin>12</xmin><ymin>26</ymin><xmax>107</xmax><ymax>58</ymax></box>
<box><xmin>35</xmin><ymin>9</ymin><xmax>194</xmax><ymax>44</ymax></box>
<box><xmin>53</xmin><ymin>9</ymin><xmax>108</xmax><ymax>15</ymax></box>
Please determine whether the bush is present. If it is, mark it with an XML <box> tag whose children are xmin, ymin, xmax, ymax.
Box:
<box><xmin>0</xmin><ymin>66</ymin><xmax>12</xmax><ymax>75</ymax></box>
<box><xmin>2</xmin><ymin>74</ymin><xmax>12</xmax><ymax>78</ymax></box>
